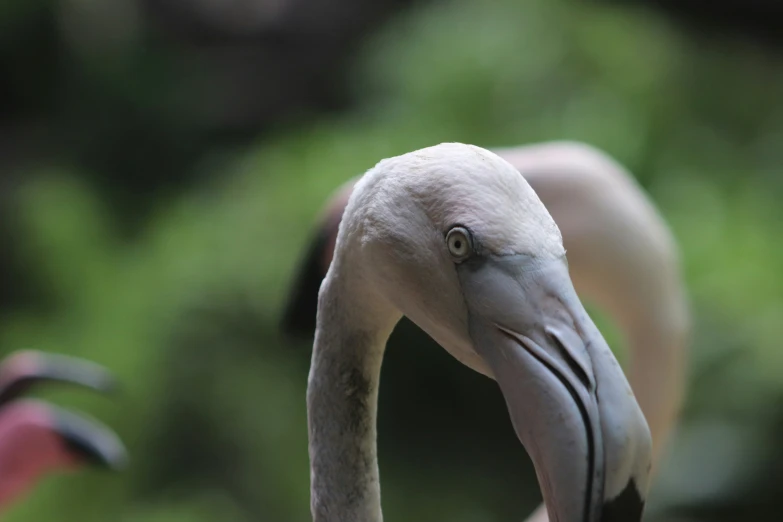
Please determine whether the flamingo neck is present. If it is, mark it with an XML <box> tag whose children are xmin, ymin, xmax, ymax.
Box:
<box><xmin>307</xmin><ymin>269</ymin><xmax>400</xmax><ymax>522</ymax></box>
<box><xmin>625</xmin><ymin>312</ymin><xmax>688</xmax><ymax>468</ymax></box>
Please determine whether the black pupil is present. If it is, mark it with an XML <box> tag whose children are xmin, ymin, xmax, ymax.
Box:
<box><xmin>454</xmin><ymin>240</ymin><xmax>462</xmax><ymax>249</ymax></box>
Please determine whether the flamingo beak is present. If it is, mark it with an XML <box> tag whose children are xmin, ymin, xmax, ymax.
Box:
<box><xmin>50</xmin><ymin>405</ymin><xmax>128</xmax><ymax>470</ymax></box>
<box><xmin>0</xmin><ymin>351</ymin><xmax>116</xmax><ymax>405</ymax></box>
<box><xmin>457</xmin><ymin>255</ymin><xmax>652</xmax><ymax>522</ymax></box>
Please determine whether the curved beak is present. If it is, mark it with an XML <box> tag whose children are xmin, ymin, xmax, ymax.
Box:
<box><xmin>457</xmin><ymin>255</ymin><xmax>652</xmax><ymax>522</ymax></box>
<box><xmin>0</xmin><ymin>351</ymin><xmax>116</xmax><ymax>405</ymax></box>
<box><xmin>49</xmin><ymin>405</ymin><xmax>128</xmax><ymax>470</ymax></box>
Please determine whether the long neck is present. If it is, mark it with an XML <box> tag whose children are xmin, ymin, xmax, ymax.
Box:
<box><xmin>307</xmin><ymin>271</ymin><xmax>399</xmax><ymax>522</ymax></box>
<box><xmin>625</xmin><ymin>297</ymin><xmax>689</xmax><ymax>468</ymax></box>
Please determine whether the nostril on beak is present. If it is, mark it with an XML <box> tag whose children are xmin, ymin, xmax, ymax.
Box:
<box><xmin>546</xmin><ymin>328</ymin><xmax>593</xmax><ymax>392</ymax></box>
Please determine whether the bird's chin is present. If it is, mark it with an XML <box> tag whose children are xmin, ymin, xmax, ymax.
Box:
<box><xmin>441</xmin><ymin>343</ymin><xmax>494</xmax><ymax>379</ymax></box>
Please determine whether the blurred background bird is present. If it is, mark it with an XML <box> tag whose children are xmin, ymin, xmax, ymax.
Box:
<box><xmin>0</xmin><ymin>351</ymin><xmax>126</xmax><ymax>512</ymax></box>
<box><xmin>1</xmin><ymin>0</ymin><xmax>782</xmax><ymax>521</ymax></box>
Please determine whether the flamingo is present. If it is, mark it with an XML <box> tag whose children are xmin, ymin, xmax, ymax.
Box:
<box><xmin>282</xmin><ymin>143</ymin><xmax>689</xmax><ymax>507</ymax></box>
<box><xmin>298</xmin><ymin>142</ymin><xmax>657</xmax><ymax>522</ymax></box>
<box><xmin>0</xmin><ymin>349</ymin><xmax>127</xmax><ymax>511</ymax></box>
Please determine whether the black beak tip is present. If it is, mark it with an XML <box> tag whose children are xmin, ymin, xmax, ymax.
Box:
<box><xmin>600</xmin><ymin>480</ymin><xmax>645</xmax><ymax>522</ymax></box>
<box><xmin>54</xmin><ymin>409</ymin><xmax>129</xmax><ymax>471</ymax></box>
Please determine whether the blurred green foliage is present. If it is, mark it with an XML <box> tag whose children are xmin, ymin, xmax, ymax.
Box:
<box><xmin>2</xmin><ymin>0</ymin><xmax>783</xmax><ymax>520</ymax></box>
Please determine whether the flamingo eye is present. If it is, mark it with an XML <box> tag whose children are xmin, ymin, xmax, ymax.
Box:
<box><xmin>446</xmin><ymin>227</ymin><xmax>473</xmax><ymax>261</ymax></box>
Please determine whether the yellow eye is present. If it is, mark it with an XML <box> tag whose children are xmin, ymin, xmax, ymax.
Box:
<box><xmin>446</xmin><ymin>227</ymin><xmax>472</xmax><ymax>260</ymax></box>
